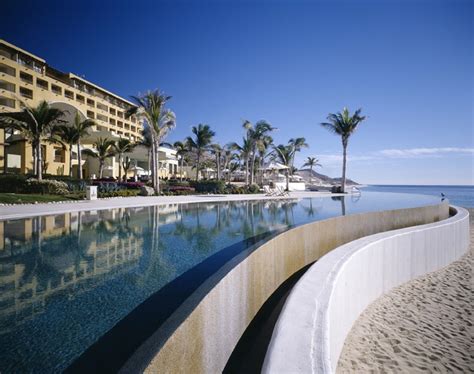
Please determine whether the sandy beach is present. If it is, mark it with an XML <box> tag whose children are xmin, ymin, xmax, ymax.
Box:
<box><xmin>337</xmin><ymin>208</ymin><xmax>473</xmax><ymax>373</ymax></box>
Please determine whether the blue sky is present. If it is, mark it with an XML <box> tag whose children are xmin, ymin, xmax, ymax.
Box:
<box><xmin>2</xmin><ymin>0</ymin><xmax>473</xmax><ymax>184</ymax></box>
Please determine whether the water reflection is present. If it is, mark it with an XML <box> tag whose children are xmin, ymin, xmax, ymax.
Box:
<box><xmin>0</xmin><ymin>200</ymin><xmax>300</xmax><ymax>338</ymax></box>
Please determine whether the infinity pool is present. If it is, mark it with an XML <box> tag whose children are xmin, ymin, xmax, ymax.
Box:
<box><xmin>0</xmin><ymin>192</ymin><xmax>441</xmax><ymax>372</ymax></box>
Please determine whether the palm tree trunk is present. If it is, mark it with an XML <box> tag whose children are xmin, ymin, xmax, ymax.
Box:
<box><xmin>342</xmin><ymin>142</ymin><xmax>347</xmax><ymax>193</ymax></box>
<box><xmin>99</xmin><ymin>160</ymin><xmax>104</xmax><ymax>179</ymax></box>
<box><xmin>153</xmin><ymin>138</ymin><xmax>160</xmax><ymax>194</ymax></box>
<box><xmin>118</xmin><ymin>153</ymin><xmax>123</xmax><ymax>182</ymax></box>
<box><xmin>36</xmin><ymin>142</ymin><xmax>43</xmax><ymax>180</ymax></box>
<box><xmin>77</xmin><ymin>142</ymin><xmax>83</xmax><ymax>179</ymax></box>
<box><xmin>309</xmin><ymin>165</ymin><xmax>313</xmax><ymax>185</ymax></box>
<box><xmin>196</xmin><ymin>152</ymin><xmax>200</xmax><ymax>181</ymax></box>
<box><xmin>245</xmin><ymin>158</ymin><xmax>249</xmax><ymax>185</ymax></box>
<box><xmin>286</xmin><ymin>169</ymin><xmax>289</xmax><ymax>191</ymax></box>
<box><xmin>69</xmin><ymin>144</ymin><xmax>73</xmax><ymax>178</ymax></box>
<box><xmin>32</xmin><ymin>143</ymin><xmax>37</xmax><ymax>176</ymax></box>
<box><xmin>250</xmin><ymin>154</ymin><xmax>256</xmax><ymax>185</ymax></box>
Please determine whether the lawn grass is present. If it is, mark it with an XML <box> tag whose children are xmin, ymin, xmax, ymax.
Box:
<box><xmin>0</xmin><ymin>193</ymin><xmax>72</xmax><ymax>204</ymax></box>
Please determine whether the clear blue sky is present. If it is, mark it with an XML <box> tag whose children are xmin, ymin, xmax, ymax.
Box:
<box><xmin>2</xmin><ymin>0</ymin><xmax>473</xmax><ymax>185</ymax></box>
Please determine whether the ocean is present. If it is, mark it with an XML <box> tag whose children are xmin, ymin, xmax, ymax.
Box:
<box><xmin>360</xmin><ymin>185</ymin><xmax>474</xmax><ymax>208</ymax></box>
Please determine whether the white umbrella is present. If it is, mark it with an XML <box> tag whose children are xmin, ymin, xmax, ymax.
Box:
<box><xmin>262</xmin><ymin>162</ymin><xmax>289</xmax><ymax>170</ymax></box>
<box><xmin>131</xmin><ymin>165</ymin><xmax>144</xmax><ymax>171</ymax></box>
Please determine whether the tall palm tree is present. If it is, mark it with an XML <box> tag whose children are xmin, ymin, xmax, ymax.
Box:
<box><xmin>302</xmin><ymin>156</ymin><xmax>322</xmax><ymax>185</ymax></box>
<box><xmin>243</xmin><ymin>120</ymin><xmax>275</xmax><ymax>185</ymax></box>
<box><xmin>127</xmin><ymin>90</ymin><xmax>176</xmax><ymax>193</ymax></box>
<box><xmin>288</xmin><ymin>137</ymin><xmax>308</xmax><ymax>175</ymax></box>
<box><xmin>55</xmin><ymin>112</ymin><xmax>96</xmax><ymax>179</ymax></box>
<box><xmin>185</xmin><ymin>124</ymin><xmax>215</xmax><ymax>180</ymax></box>
<box><xmin>272</xmin><ymin>144</ymin><xmax>292</xmax><ymax>191</ymax></box>
<box><xmin>114</xmin><ymin>137</ymin><xmax>135</xmax><ymax>181</ymax></box>
<box><xmin>321</xmin><ymin>107</ymin><xmax>366</xmax><ymax>192</ymax></box>
<box><xmin>173</xmin><ymin>141</ymin><xmax>188</xmax><ymax>181</ymax></box>
<box><xmin>0</xmin><ymin>100</ymin><xmax>65</xmax><ymax>180</ymax></box>
<box><xmin>83</xmin><ymin>137</ymin><xmax>116</xmax><ymax>179</ymax></box>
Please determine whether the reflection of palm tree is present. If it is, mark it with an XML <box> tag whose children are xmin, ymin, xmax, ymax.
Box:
<box><xmin>303</xmin><ymin>199</ymin><xmax>317</xmax><ymax>217</ymax></box>
<box><xmin>331</xmin><ymin>196</ymin><xmax>346</xmax><ymax>216</ymax></box>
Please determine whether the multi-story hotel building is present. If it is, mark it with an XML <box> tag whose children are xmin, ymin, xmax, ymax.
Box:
<box><xmin>0</xmin><ymin>39</ymin><xmax>181</xmax><ymax>179</ymax></box>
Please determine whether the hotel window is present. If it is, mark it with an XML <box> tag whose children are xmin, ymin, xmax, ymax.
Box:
<box><xmin>0</xmin><ymin>63</ymin><xmax>16</xmax><ymax>77</ymax></box>
<box><xmin>169</xmin><ymin>164</ymin><xmax>173</xmax><ymax>174</ymax></box>
<box><xmin>109</xmin><ymin>108</ymin><xmax>116</xmax><ymax>115</ymax></box>
<box><xmin>87</xmin><ymin>110</ymin><xmax>95</xmax><ymax>119</ymax></box>
<box><xmin>117</xmin><ymin>121</ymin><xmax>124</xmax><ymax>128</ymax></box>
<box><xmin>87</xmin><ymin>98</ymin><xmax>95</xmax><ymax>108</ymax></box>
<box><xmin>131</xmin><ymin>116</ymin><xmax>136</xmax><ymax>124</ymax></box>
<box><xmin>0</xmin><ymin>96</ymin><xmax>15</xmax><ymax>108</ymax></box>
<box><xmin>97</xmin><ymin>103</ymin><xmax>108</xmax><ymax>112</ymax></box>
<box><xmin>52</xmin><ymin>84</ymin><xmax>62</xmax><ymax>95</ymax></box>
<box><xmin>97</xmin><ymin>113</ymin><xmax>108</xmax><ymax>122</ymax></box>
<box><xmin>131</xmin><ymin>126</ymin><xmax>136</xmax><ymax>133</ymax></box>
<box><xmin>20</xmin><ymin>71</ymin><xmax>33</xmax><ymax>84</ymax></box>
<box><xmin>65</xmin><ymin>90</ymin><xmax>74</xmax><ymax>99</ymax></box>
<box><xmin>109</xmin><ymin>118</ymin><xmax>116</xmax><ymax>126</ymax></box>
<box><xmin>76</xmin><ymin>94</ymin><xmax>85</xmax><ymax>104</ymax></box>
<box><xmin>125</xmin><ymin>123</ymin><xmax>130</xmax><ymax>130</ymax></box>
<box><xmin>19</xmin><ymin>87</ymin><xmax>33</xmax><ymax>99</ymax></box>
<box><xmin>117</xmin><ymin>111</ymin><xmax>123</xmax><ymax>119</ymax></box>
<box><xmin>0</xmin><ymin>80</ymin><xmax>15</xmax><ymax>93</ymax></box>
<box><xmin>0</xmin><ymin>46</ymin><xmax>13</xmax><ymax>59</ymax></box>
<box><xmin>36</xmin><ymin>78</ymin><xmax>48</xmax><ymax>90</ymax></box>
<box><xmin>54</xmin><ymin>147</ymin><xmax>65</xmax><ymax>163</ymax></box>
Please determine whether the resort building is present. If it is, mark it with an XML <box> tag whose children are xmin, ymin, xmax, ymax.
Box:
<box><xmin>0</xmin><ymin>39</ymin><xmax>182</xmax><ymax>179</ymax></box>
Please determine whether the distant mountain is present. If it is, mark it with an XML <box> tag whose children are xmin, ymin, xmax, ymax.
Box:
<box><xmin>296</xmin><ymin>169</ymin><xmax>359</xmax><ymax>186</ymax></box>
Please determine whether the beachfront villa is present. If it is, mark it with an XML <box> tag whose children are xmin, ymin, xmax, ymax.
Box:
<box><xmin>0</xmin><ymin>39</ymin><xmax>182</xmax><ymax>180</ymax></box>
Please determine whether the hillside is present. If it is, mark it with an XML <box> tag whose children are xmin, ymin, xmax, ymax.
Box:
<box><xmin>296</xmin><ymin>169</ymin><xmax>360</xmax><ymax>186</ymax></box>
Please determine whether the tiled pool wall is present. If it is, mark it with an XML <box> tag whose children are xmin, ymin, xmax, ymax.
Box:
<box><xmin>123</xmin><ymin>201</ymin><xmax>449</xmax><ymax>373</ymax></box>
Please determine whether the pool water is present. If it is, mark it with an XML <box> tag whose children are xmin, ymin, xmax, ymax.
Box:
<box><xmin>0</xmin><ymin>192</ymin><xmax>441</xmax><ymax>372</ymax></box>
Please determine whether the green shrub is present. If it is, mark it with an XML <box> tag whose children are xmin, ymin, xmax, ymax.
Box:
<box><xmin>98</xmin><ymin>189</ymin><xmax>139</xmax><ymax>198</ymax></box>
<box><xmin>191</xmin><ymin>180</ymin><xmax>226</xmax><ymax>193</ymax></box>
<box><xmin>0</xmin><ymin>174</ymin><xmax>27</xmax><ymax>193</ymax></box>
<box><xmin>247</xmin><ymin>184</ymin><xmax>261</xmax><ymax>194</ymax></box>
<box><xmin>24</xmin><ymin>178</ymin><xmax>69</xmax><ymax>195</ymax></box>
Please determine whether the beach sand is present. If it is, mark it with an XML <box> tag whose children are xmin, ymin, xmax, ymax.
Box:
<box><xmin>337</xmin><ymin>208</ymin><xmax>473</xmax><ymax>373</ymax></box>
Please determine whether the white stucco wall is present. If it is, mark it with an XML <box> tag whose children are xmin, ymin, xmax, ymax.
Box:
<box><xmin>263</xmin><ymin>206</ymin><xmax>469</xmax><ymax>374</ymax></box>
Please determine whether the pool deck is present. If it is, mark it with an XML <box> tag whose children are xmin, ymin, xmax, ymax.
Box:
<box><xmin>0</xmin><ymin>191</ymin><xmax>343</xmax><ymax>220</ymax></box>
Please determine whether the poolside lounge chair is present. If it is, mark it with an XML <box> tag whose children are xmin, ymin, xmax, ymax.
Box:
<box><xmin>276</xmin><ymin>185</ymin><xmax>290</xmax><ymax>197</ymax></box>
<box><xmin>263</xmin><ymin>185</ymin><xmax>277</xmax><ymax>196</ymax></box>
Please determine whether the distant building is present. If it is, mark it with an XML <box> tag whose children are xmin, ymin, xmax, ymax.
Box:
<box><xmin>0</xmin><ymin>39</ymin><xmax>182</xmax><ymax>179</ymax></box>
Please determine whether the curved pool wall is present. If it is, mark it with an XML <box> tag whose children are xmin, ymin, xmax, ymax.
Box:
<box><xmin>122</xmin><ymin>202</ymin><xmax>450</xmax><ymax>373</ymax></box>
<box><xmin>263</xmin><ymin>206</ymin><xmax>469</xmax><ymax>374</ymax></box>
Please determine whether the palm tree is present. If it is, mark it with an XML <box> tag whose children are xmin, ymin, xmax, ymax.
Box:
<box><xmin>243</xmin><ymin>120</ymin><xmax>275</xmax><ymax>185</ymax></box>
<box><xmin>114</xmin><ymin>137</ymin><xmax>135</xmax><ymax>181</ymax></box>
<box><xmin>302</xmin><ymin>156</ymin><xmax>322</xmax><ymax>185</ymax></box>
<box><xmin>288</xmin><ymin>137</ymin><xmax>308</xmax><ymax>175</ymax></box>
<box><xmin>321</xmin><ymin>108</ymin><xmax>366</xmax><ymax>192</ymax></box>
<box><xmin>173</xmin><ymin>141</ymin><xmax>188</xmax><ymax>181</ymax></box>
<box><xmin>0</xmin><ymin>100</ymin><xmax>65</xmax><ymax>180</ymax></box>
<box><xmin>185</xmin><ymin>124</ymin><xmax>215</xmax><ymax>180</ymax></box>
<box><xmin>272</xmin><ymin>144</ymin><xmax>292</xmax><ymax>191</ymax></box>
<box><xmin>56</xmin><ymin>112</ymin><xmax>96</xmax><ymax>179</ymax></box>
<box><xmin>127</xmin><ymin>90</ymin><xmax>176</xmax><ymax>193</ymax></box>
<box><xmin>83</xmin><ymin>137</ymin><xmax>116</xmax><ymax>179</ymax></box>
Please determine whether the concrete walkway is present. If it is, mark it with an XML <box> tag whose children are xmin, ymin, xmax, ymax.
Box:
<box><xmin>0</xmin><ymin>191</ymin><xmax>340</xmax><ymax>220</ymax></box>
